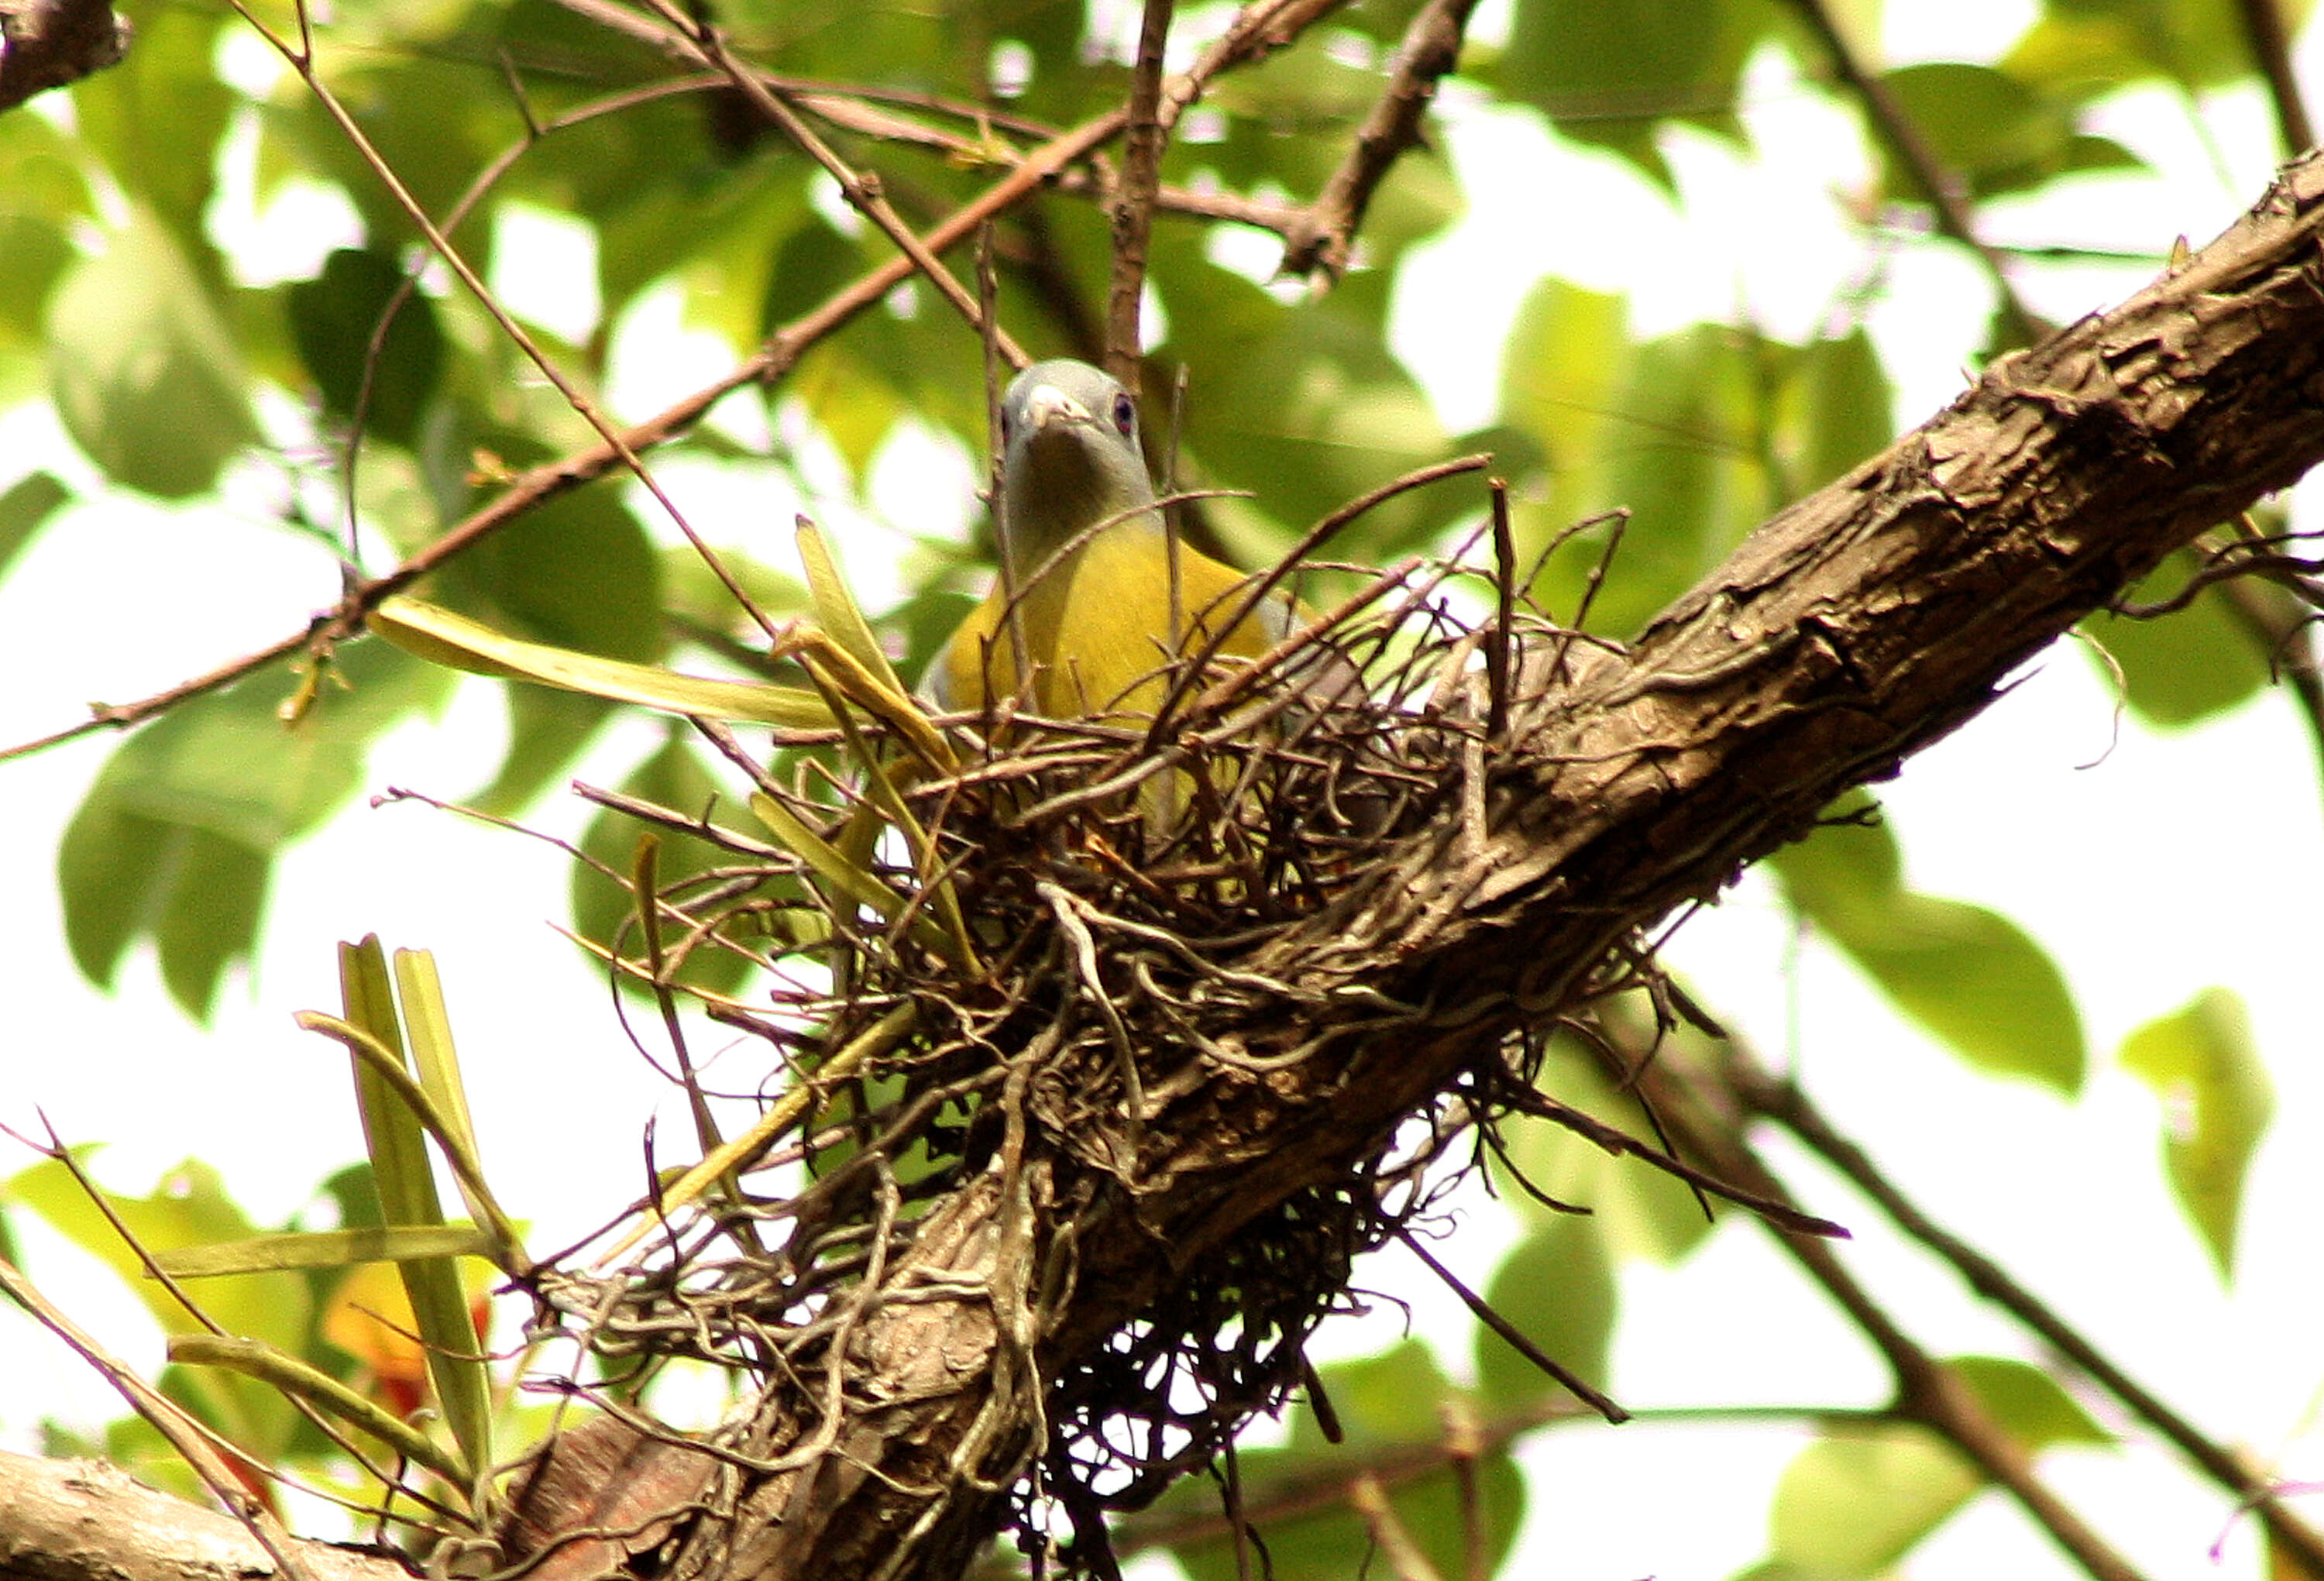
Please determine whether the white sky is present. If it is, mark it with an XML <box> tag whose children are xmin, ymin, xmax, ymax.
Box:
<box><xmin>5</xmin><ymin>2</ymin><xmax>2324</xmax><ymax>1576</ymax></box>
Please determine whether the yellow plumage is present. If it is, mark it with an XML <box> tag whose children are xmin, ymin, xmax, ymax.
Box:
<box><xmin>931</xmin><ymin>359</ymin><xmax>1305</xmax><ymax>723</ymax></box>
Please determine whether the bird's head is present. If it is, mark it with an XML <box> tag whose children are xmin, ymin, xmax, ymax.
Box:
<box><xmin>998</xmin><ymin>359</ymin><xmax>1160</xmax><ymax>575</ymax></box>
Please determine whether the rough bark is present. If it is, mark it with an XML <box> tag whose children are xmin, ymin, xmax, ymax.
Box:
<box><xmin>19</xmin><ymin>151</ymin><xmax>2324</xmax><ymax>1581</ymax></box>
<box><xmin>641</xmin><ymin>151</ymin><xmax>2324</xmax><ymax>1579</ymax></box>
<box><xmin>0</xmin><ymin>1449</ymin><xmax>404</xmax><ymax>1581</ymax></box>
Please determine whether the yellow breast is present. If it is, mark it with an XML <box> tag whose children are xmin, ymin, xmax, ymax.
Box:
<box><xmin>937</xmin><ymin>528</ymin><xmax>1298</xmax><ymax>721</ymax></box>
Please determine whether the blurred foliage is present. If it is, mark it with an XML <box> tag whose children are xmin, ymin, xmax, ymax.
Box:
<box><xmin>2120</xmin><ymin>987</ymin><xmax>2273</xmax><ymax>1279</ymax></box>
<box><xmin>0</xmin><ymin>0</ymin><xmax>2313</xmax><ymax>1573</ymax></box>
<box><xmin>1772</xmin><ymin>791</ymin><xmax>2088</xmax><ymax>1093</ymax></box>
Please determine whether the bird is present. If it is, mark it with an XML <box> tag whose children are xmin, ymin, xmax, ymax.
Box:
<box><xmin>928</xmin><ymin>358</ymin><xmax>1320</xmax><ymax>723</ymax></box>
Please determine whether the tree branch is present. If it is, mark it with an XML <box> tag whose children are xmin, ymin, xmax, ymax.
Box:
<box><xmin>0</xmin><ymin>1450</ymin><xmax>404</xmax><ymax>1581</ymax></box>
<box><xmin>0</xmin><ymin>0</ymin><xmax>127</xmax><ymax>112</ymax></box>
<box><xmin>507</xmin><ymin>148</ymin><xmax>2324</xmax><ymax>1581</ymax></box>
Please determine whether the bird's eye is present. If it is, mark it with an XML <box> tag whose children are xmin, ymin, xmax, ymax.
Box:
<box><xmin>1111</xmin><ymin>391</ymin><xmax>1136</xmax><ymax>436</ymax></box>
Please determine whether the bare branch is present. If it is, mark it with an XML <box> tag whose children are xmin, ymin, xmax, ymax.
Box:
<box><xmin>1779</xmin><ymin>0</ymin><xmax>2046</xmax><ymax>345</ymax></box>
<box><xmin>0</xmin><ymin>0</ymin><xmax>127</xmax><ymax>111</ymax></box>
<box><xmin>1279</xmin><ymin>0</ymin><xmax>1481</xmax><ymax>280</ymax></box>
<box><xmin>0</xmin><ymin>1450</ymin><xmax>404</xmax><ymax>1581</ymax></box>
<box><xmin>2236</xmin><ymin>0</ymin><xmax>2314</xmax><ymax>156</ymax></box>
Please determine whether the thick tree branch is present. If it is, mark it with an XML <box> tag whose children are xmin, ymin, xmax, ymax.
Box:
<box><xmin>0</xmin><ymin>1450</ymin><xmax>403</xmax><ymax>1581</ymax></box>
<box><xmin>512</xmin><ymin>152</ymin><xmax>2324</xmax><ymax>1581</ymax></box>
<box><xmin>19</xmin><ymin>130</ymin><xmax>2324</xmax><ymax>1581</ymax></box>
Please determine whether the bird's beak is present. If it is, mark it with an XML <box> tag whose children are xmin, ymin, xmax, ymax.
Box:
<box><xmin>1018</xmin><ymin>383</ymin><xmax>1091</xmax><ymax>435</ymax></box>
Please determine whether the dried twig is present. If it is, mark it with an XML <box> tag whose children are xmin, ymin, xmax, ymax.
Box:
<box><xmin>1279</xmin><ymin>0</ymin><xmax>1480</xmax><ymax>278</ymax></box>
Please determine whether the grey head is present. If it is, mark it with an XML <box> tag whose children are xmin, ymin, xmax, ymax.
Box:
<box><xmin>998</xmin><ymin>359</ymin><xmax>1160</xmax><ymax>574</ymax></box>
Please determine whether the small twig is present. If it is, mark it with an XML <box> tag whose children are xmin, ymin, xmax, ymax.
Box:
<box><xmin>1439</xmin><ymin>1399</ymin><xmax>1488</xmax><ymax>1581</ymax></box>
<box><xmin>1040</xmin><ymin>880</ymin><xmax>1147</xmax><ymax>1168</ymax></box>
<box><xmin>1493</xmin><ymin>1083</ymin><xmax>1847</xmax><ymax>1238</ymax></box>
<box><xmin>1155</xmin><ymin>453</ymin><xmax>1492</xmax><ymax>733</ymax></box>
<box><xmin>0</xmin><ymin>1256</ymin><xmax>318</xmax><ymax>1581</ymax></box>
<box><xmin>2236</xmin><ymin>0</ymin><xmax>2314</xmax><ymax>156</ymax></box>
<box><xmin>1346</xmin><ymin>1473</ymin><xmax>1446</xmax><ymax>1581</ymax></box>
<box><xmin>651</xmin><ymin>9</ymin><xmax>1029</xmax><ymax>369</ymax></box>
<box><xmin>1779</xmin><ymin>0</ymin><xmax>2045</xmax><ymax>347</ymax></box>
<box><xmin>237</xmin><ymin>0</ymin><xmax>778</xmax><ymax>652</ymax></box>
<box><xmin>1163</xmin><ymin>0</ymin><xmax>1349</xmax><ymax>132</ymax></box>
<box><xmin>1734</xmin><ymin>1053</ymin><xmax>2324</xmax><ymax>1577</ymax></box>
<box><xmin>978</xmin><ymin>226</ymin><xmax>1033</xmax><ymax>703</ymax></box>
<box><xmin>1105</xmin><ymin>0</ymin><xmax>1175</xmax><ymax>377</ymax></box>
<box><xmin>2215</xmin><ymin>569</ymin><xmax>2324</xmax><ymax>787</ymax></box>
<box><xmin>1278</xmin><ymin>0</ymin><xmax>1480</xmax><ymax>279</ymax></box>
<box><xmin>1484</xmin><ymin>476</ymin><xmax>1514</xmax><ymax>741</ymax></box>
<box><xmin>1397</xmin><ymin>1230</ymin><xmax>1628</xmax><ymax>1422</ymax></box>
<box><xmin>0</xmin><ymin>109</ymin><xmax>1126</xmax><ymax>765</ymax></box>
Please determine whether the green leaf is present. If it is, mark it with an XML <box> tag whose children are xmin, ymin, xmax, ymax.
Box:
<box><xmin>2009</xmin><ymin>0</ymin><xmax>2282</xmax><ymax>95</ymax></box>
<box><xmin>56</xmin><ymin>814</ymin><xmax>270</xmax><ymax>1020</ymax></box>
<box><xmin>1780</xmin><ymin>329</ymin><xmax>1894</xmax><ymax>498</ymax></box>
<box><xmin>1946</xmin><ymin>1355</ymin><xmax>2113</xmax><ymax>1451</ymax></box>
<box><xmin>334</xmin><ymin>937</ymin><xmax>490</xmax><ymax>1486</ymax></box>
<box><xmin>1497</xmin><ymin>0</ymin><xmax>1773</xmax><ymax>184</ymax></box>
<box><xmin>57</xmin><ymin>639</ymin><xmax>449</xmax><ymax>1017</ymax></box>
<box><xmin>0</xmin><ymin>112</ymin><xmax>95</xmax><ymax>232</ymax></box>
<box><xmin>1877</xmin><ymin>62</ymin><xmax>2149</xmax><ymax>202</ymax></box>
<box><xmin>659</xmin><ymin>542</ymin><xmax>806</xmax><ymax>635</ymax></box>
<box><xmin>1769</xmin><ymin>1425</ymin><xmax>1980</xmax><ymax>1575</ymax></box>
<box><xmin>0</xmin><ymin>470</ymin><xmax>70</xmax><ymax>582</ymax></box>
<box><xmin>2084</xmin><ymin>552</ymin><xmax>2269</xmax><ymax>728</ymax></box>
<box><xmin>1506</xmin><ymin>297</ymin><xmax>1859</xmax><ymax>642</ymax></box>
<box><xmin>46</xmin><ymin>207</ymin><xmax>258</xmax><ymax>499</ymax></box>
<box><xmin>1298</xmin><ymin>1338</ymin><xmax>1456</xmax><ymax>1449</ymax></box>
<box><xmin>0</xmin><ymin>217</ymin><xmax>74</xmax><ymax>345</ymax></box>
<box><xmin>428</xmin><ymin>479</ymin><xmax>664</xmax><ymax>662</ymax></box>
<box><xmin>2120</xmin><ymin>988</ymin><xmax>2272</xmax><ymax>1279</ymax></box>
<box><xmin>287</xmin><ymin>248</ymin><xmax>446</xmax><ymax>446</ymax></box>
<box><xmin>472</xmin><ymin>686</ymin><xmax>616</xmax><ymax>817</ymax></box>
<box><xmin>1171</xmin><ymin>1342</ymin><xmax>1526</xmax><ymax>1581</ymax></box>
<box><xmin>1772</xmin><ymin>798</ymin><xmax>2087</xmax><ymax>1092</ymax></box>
<box><xmin>1178</xmin><ymin>1448</ymin><xmax>1525</xmax><ymax>1581</ymax></box>
<box><xmin>574</xmin><ymin>732</ymin><xmax>766</xmax><ymax>998</ymax></box>
<box><xmin>67</xmin><ymin>5</ymin><xmax>233</xmax><ymax>239</ymax></box>
<box><xmin>1156</xmin><ymin>239</ymin><xmax>1457</xmax><ymax>562</ymax></box>
<box><xmin>373</xmin><ymin>596</ymin><xmax>835</xmax><ymax>728</ymax></box>
<box><xmin>154</xmin><ymin>1223</ymin><xmax>497</xmax><ymax>1278</ymax></box>
<box><xmin>4</xmin><ymin>1157</ymin><xmax>308</xmax><ymax>1459</ymax></box>
<box><xmin>170</xmin><ymin>1332</ymin><xmax>472</xmax><ymax>1486</ymax></box>
<box><xmin>1474</xmin><ymin>1212</ymin><xmax>1618</xmax><ymax>1407</ymax></box>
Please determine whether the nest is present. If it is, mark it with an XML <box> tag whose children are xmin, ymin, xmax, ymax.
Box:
<box><xmin>508</xmin><ymin>553</ymin><xmax>1655</xmax><ymax>1572</ymax></box>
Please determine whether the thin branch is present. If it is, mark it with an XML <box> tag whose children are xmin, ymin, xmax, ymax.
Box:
<box><xmin>641</xmin><ymin>3</ymin><xmax>1029</xmax><ymax>369</ymax></box>
<box><xmin>2235</xmin><ymin>0</ymin><xmax>2314</xmax><ymax>156</ymax></box>
<box><xmin>1278</xmin><ymin>0</ymin><xmax>1480</xmax><ymax>280</ymax></box>
<box><xmin>2216</xmin><ymin>572</ymin><xmax>2324</xmax><ymax>786</ymax></box>
<box><xmin>1105</xmin><ymin>0</ymin><xmax>1175</xmax><ymax>377</ymax></box>
<box><xmin>1397</xmin><ymin>1230</ymin><xmax>1628</xmax><ymax>1422</ymax></box>
<box><xmin>1346</xmin><ymin>1473</ymin><xmax>1446</xmax><ymax>1581</ymax></box>
<box><xmin>1603</xmin><ymin>1041</ymin><xmax>2152</xmax><ymax>1581</ymax></box>
<box><xmin>1162</xmin><ymin>0</ymin><xmax>1348</xmax><ymax>132</ymax></box>
<box><xmin>0</xmin><ymin>108</ymin><xmax>1126</xmax><ymax>764</ymax></box>
<box><xmin>3</xmin><ymin>0</ymin><xmax>1351</xmax><ymax>764</ymax></box>
<box><xmin>1731</xmin><ymin>1052</ymin><xmax>2324</xmax><ymax>1577</ymax></box>
<box><xmin>1779</xmin><ymin>0</ymin><xmax>2045</xmax><ymax>346</ymax></box>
